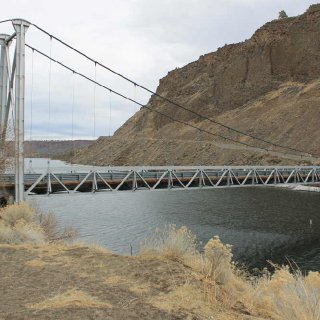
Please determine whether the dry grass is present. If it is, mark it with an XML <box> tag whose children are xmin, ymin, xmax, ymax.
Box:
<box><xmin>196</xmin><ymin>236</ymin><xmax>253</xmax><ymax>309</ymax></box>
<box><xmin>26</xmin><ymin>289</ymin><xmax>112</xmax><ymax>310</ymax></box>
<box><xmin>36</xmin><ymin>211</ymin><xmax>78</xmax><ymax>243</ymax></box>
<box><xmin>25</xmin><ymin>259</ymin><xmax>48</xmax><ymax>267</ymax></box>
<box><xmin>2</xmin><ymin>223</ymin><xmax>319</xmax><ymax>319</ymax></box>
<box><xmin>0</xmin><ymin>203</ymin><xmax>35</xmax><ymax>226</ymax></box>
<box><xmin>2</xmin><ymin>209</ymin><xmax>319</xmax><ymax>319</ymax></box>
<box><xmin>140</xmin><ymin>225</ymin><xmax>320</xmax><ymax>319</ymax></box>
<box><xmin>0</xmin><ymin>203</ymin><xmax>77</xmax><ymax>245</ymax></box>
<box><xmin>255</xmin><ymin>267</ymin><xmax>320</xmax><ymax>320</ymax></box>
<box><xmin>105</xmin><ymin>275</ymin><xmax>127</xmax><ymax>285</ymax></box>
<box><xmin>86</xmin><ymin>243</ymin><xmax>113</xmax><ymax>254</ymax></box>
<box><xmin>128</xmin><ymin>282</ymin><xmax>151</xmax><ymax>295</ymax></box>
<box><xmin>0</xmin><ymin>204</ymin><xmax>45</xmax><ymax>244</ymax></box>
<box><xmin>140</xmin><ymin>225</ymin><xmax>197</xmax><ymax>262</ymax></box>
<box><xmin>104</xmin><ymin>275</ymin><xmax>151</xmax><ymax>295</ymax></box>
<box><xmin>147</xmin><ymin>283</ymin><xmax>214</xmax><ymax>318</ymax></box>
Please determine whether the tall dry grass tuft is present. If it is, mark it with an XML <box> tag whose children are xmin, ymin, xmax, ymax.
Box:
<box><xmin>140</xmin><ymin>225</ymin><xmax>197</xmax><ymax>262</ymax></box>
<box><xmin>200</xmin><ymin>236</ymin><xmax>252</xmax><ymax>307</ymax></box>
<box><xmin>140</xmin><ymin>225</ymin><xmax>320</xmax><ymax>319</ymax></box>
<box><xmin>36</xmin><ymin>211</ymin><xmax>78</xmax><ymax>243</ymax></box>
<box><xmin>0</xmin><ymin>203</ymin><xmax>45</xmax><ymax>244</ymax></box>
<box><xmin>255</xmin><ymin>266</ymin><xmax>320</xmax><ymax>320</ymax></box>
<box><xmin>203</xmin><ymin>236</ymin><xmax>233</xmax><ymax>285</ymax></box>
<box><xmin>0</xmin><ymin>203</ymin><xmax>77</xmax><ymax>244</ymax></box>
<box><xmin>140</xmin><ymin>225</ymin><xmax>251</xmax><ymax>306</ymax></box>
<box><xmin>0</xmin><ymin>203</ymin><xmax>35</xmax><ymax>226</ymax></box>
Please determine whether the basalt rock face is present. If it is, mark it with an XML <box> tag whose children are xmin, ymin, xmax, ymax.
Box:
<box><xmin>73</xmin><ymin>5</ymin><xmax>320</xmax><ymax>166</ymax></box>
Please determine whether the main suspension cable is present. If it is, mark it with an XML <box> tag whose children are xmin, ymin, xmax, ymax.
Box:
<box><xmin>25</xmin><ymin>43</ymin><xmax>318</xmax><ymax>161</ymax></box>
<box><xmin>31</xmin><ymin>23</ymin><xmax>312</xmax><ymax>156</ymax></box>
<box><xmin>0</xmin><ymin>19</ymin><xmax>13</xmax><ymax>24</ymax></box>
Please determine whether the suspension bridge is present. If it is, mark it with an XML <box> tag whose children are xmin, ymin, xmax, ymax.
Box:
<box><xmin>0</xmin><ymin>19</ymin><xmax>319</xmax><ymax>202</ymax></box>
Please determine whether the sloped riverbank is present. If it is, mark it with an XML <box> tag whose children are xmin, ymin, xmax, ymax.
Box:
<box><xmin>0</xmin><ymin>204</ymin><xmax>320</xmax><ymax>319</ymax></box>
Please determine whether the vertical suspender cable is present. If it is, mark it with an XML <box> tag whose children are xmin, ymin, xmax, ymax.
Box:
<box><xmin>105</xmin><ymin>90</ymin><xmax>109</xmax><ymax>137</ymax></box>
<box><xmin>108</xmin><ymin>89</ymin><xmax>112</xmax><ymax>137</ymax></box>
<box><xmin>71</xmin><ymin>71</ymin><xmax>75</xmax><ymax>159</ymax></box>
<box><xmin>133</xmin><ymin>83</ymin><xmax>137</xmax><ymax>115</ymax></box>
<box><xmin>92</xmin><ymin>63</ymin><xmax>97</xmax><ymax>170</ymax></box>
<box><xmin>93</xmin><ymin>62</ymin><xmax>97</xmax><ymax>138</ymax></box>
<box><xmin>28</xmin><ymin>48</ymin><xmax>34</xmax><ymax>173</ymax></box>
<box><xmin>29</xmin><ymin>48</ymin><xmax>34</xmax><ymax>142</ymax></box>
<box><xmin>47</xmin><ymin>36</ymin><xmax>53</xmax><ymax>166</ymax></box>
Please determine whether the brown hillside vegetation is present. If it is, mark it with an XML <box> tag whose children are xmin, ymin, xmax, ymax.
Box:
<box><xmin>1</xmin><ymin>205</ymin><xmax>320</xmax><ymax>319</ymax></box>
<box><xmin>72</xmin><ymin>5</ymin><xmax>320</xmax><ymax>166</ymax></box>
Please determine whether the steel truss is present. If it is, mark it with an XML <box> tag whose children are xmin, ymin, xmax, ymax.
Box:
<box><xmin>12</xmin><ymin>166</ymin><xmax>320</xmax><ymax>196</ymax></box>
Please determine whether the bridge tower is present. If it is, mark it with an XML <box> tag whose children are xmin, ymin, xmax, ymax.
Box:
<box><xmin>0</xmin><ymin>19</ymin><xmax>30</xmax><ymax>203</ymax></box>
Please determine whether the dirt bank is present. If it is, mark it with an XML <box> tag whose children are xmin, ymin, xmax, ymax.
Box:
<box><xmin>0</xmin><ymin>244</ymin><xmax>252</xmax><ymax>320</ymax></box>
<box><xmin>1</xmin><ymin>205</ymin><xmax>319</xmax><ymax>320</ymax></box>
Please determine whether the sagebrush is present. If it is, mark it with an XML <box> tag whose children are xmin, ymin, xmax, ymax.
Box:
<box><xmin>141</xmin><ymin>224</ymin><xmax>320</xmax><ymax>319</ymax></box>
<box><xmin>0</xmin><ymin>203</ymin><xmax>77</xmax><ymax>244</ymax></box>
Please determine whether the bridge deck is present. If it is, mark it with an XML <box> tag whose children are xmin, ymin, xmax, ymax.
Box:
<box><xmin>1</xmin><ymin>166</ymin><xmax>319</xmax><ymax>195</ymax></box>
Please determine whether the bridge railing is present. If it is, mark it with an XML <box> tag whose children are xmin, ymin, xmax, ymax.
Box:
<box><xmin>0</xmin><ymin>166</ymin><xmax>319</xmax><ymax>195</ymax></box>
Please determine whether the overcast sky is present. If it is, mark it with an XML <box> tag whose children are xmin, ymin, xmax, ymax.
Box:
<box><xmin>0</xmin><ymin>0</ymin><xmax>318</xmax><ymax>140</ymax></box>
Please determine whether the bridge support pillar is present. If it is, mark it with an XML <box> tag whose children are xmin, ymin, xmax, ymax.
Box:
<box><xmin>12</xmin><ymin>19</ymin><xmax>30</xmax><ymax>203</ymax></box>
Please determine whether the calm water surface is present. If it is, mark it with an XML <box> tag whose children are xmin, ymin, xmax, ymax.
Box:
<box><xmin>27</xmin><ymin>159</ymin><xmax>320</xmax><ymax>271</ymax></box>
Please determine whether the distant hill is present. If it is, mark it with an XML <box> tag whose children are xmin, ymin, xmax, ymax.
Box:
<box><xmin>24</xmin><ymin>140</ymin><xmax>94</xmax><ymax>159</ymax></box>
<box><xmin>71</xmin><ymin>5</ymin><xmax>320</xmax><ymax>166</ymax></box>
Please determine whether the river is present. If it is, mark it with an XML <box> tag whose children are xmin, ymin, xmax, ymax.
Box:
<box><xmin>26</xmin><ymin>158</ymin><xmax>320</xmax><ymax>271</ymax></box>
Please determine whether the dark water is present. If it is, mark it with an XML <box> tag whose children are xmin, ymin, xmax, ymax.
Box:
<box><xmin>30</xmin><ymin>186</ymin><xmax>320</xmax><ymax>271</ymax></box>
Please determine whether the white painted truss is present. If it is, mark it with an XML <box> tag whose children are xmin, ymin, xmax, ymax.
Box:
<box><xmin>0</xmin><ymin>166</ymin><xmax>317</xmax><ymax>195</ymax></box>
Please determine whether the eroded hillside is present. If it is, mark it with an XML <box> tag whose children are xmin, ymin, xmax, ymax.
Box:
<box><xmin>72</xmin><ymin>5</ymin><xmax>320</xmax><ymax>166</ymax></box>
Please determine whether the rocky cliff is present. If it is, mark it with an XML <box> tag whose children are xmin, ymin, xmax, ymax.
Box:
<box><xmin>73</xmin><ymin>5</ymin><xmax>320</xmax><ymax>166</ymax></box>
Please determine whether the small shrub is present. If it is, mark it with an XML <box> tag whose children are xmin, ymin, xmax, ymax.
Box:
<box><xmin>37</xmin><ymin>211</ymin><xmax>58</xmax><ymax>239</ymax></box>
<box><xmin>279</xmin><ymin>10</ymin><xmax>288</xmax><ymax>19</ymax></box>
<box><xmin>200</xmin><ymin>236</ymin><xmax>253</xmax><ymax>307</ymax></box>
<box><xmin>0</xmin><ymin>203</ymin><xmax>77</xmax><ymax>244</ymax></box>
<box><xmin>12</xmin><ymin>221</ymin><xmax>45</xmax><ymax>244</ymax></box>
<box><xmin>0</xmin><ymin>203</ymin><xmax>35</xmax><ymax>226</ymax></box>
<box><xmin>36</xmin><ymin>211</ymin><xmax>78</xmax><ymax>243</ymax></box>
<box><xmin>140</xmin><ymin>226</ymin><xmax>255</xmax><ymax>309</ymax></box>
<box><xmin>0</xmin><ymin>220</ymin><xmax>45</xmax><ymax>244</ymax></box>
<box><xmin>0</xmin><ymin>203</ymin><xmax>44</xmax><ymax>244</ymax></box>
<box><xmin>0</xmin><ymin>223</ymin><xmax>15</xmax><ymax>243</ymax></box>
<box><xmin>140</xmin><ymin>224</ymin><xmax>197</xmax><ymax>262</ymax></box>
<box><xmin>203</xmin><ymin>236</ymin><xmax>233</xmax><ymax>285</ymax></box>
<box><xmin>255</xmin><ymin>266</ymin><xmax>320</xmax><ymax>320</ymax></box>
